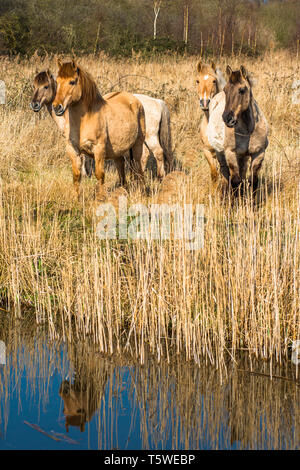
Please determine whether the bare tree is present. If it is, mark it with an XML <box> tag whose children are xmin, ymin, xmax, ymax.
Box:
<box><xmin>153</xmin><ymin>0</ymin><xmax>163</xmax><ymax>40</ymax></box>
<box><xmin>183</xmin><ymin>0</ymin><xmax>190</xmax><ymax>45</ymax></box>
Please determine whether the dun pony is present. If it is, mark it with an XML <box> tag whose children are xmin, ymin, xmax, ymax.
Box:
<box><xmin>52</xmin><ymin>60</ymin><xmax>146</xmax><ymax>200</ymax></box>
<box><xmin>31</xmin><ymin>72</ymin><xmax>172</xmax><ymax>179</ymax></box>
<box><xmin>221</xmin><ymin>65</ymin><xmax>268</xmax><ymax>191</ymax></box>
<box><xmin>30</xmin><ymin>70</ymin><xmax>94</xmax><ymax>177</ymax></box>
<box><xmin>196</xmin><ymin>60</ymin><xmax>226</xmax><ymax>183</ymax></box>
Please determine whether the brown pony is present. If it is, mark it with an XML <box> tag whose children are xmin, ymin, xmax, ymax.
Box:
<box><xmin>196</xmin><ymin>60</ymin><xmax>226</xmax><ymax>183</ymax></box>
<box><xmin>30</xmin><ymin>70</ymin><xmax>94</xmax><ymax>177</ymax></box>
<box><xmin>52</xmin><ymin>60</ymin><xmax>146</xmax><ymax>200</ymax></box>
<box><xmin>222</xmin><ymin>65</ymin><xmax>268</xmax><ymax>191</ymax></box>
<box><xmin>31</xmin><ymin>70</ymin><xmax>65</xmax><ymax>134</ymax></box>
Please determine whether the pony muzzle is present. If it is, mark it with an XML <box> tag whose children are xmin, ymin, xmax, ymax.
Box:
<box><xmin>53</xmin><ymin>104</ymin><xmax>65</xmax><ymax>116</ymax></box>
<box><xmin>222</xmin><ymin>111</ymin><xmax>237</xmax><ymax>128</ymax></box>
<box><xmin>30</xmin><ymin>101</ymin><xmax>42</xmax><ymax>112</ymax></box>
<box><xmin>199</xmin><ymin>98</ymin><xmax>210</xmax><ymax>110</ymax></box>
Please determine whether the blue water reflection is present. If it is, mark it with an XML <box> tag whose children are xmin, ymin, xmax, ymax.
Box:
<box><xmin>0</xmin><ymin>326</ymin><xmax>299</xmax><ymax>450</ymax></box>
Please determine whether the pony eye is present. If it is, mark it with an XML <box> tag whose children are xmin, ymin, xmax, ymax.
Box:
<box><xmin>69</xmin><ymin>80</ymin><xmax>76</xmax><ymax>85</ymax></box>
<box><xmin>239</xmin><ymin>87</ymin><xmax>247</xmax><ymax>95</ymax></box>
<box><xmin>196</xmin><ymin>79</ymin><xmax>199</xmax><ymax>84</ymax></box>
<box><xmin>44</xmin><ymin>85</ymin><xmax>49</xmax><ymax>89</ymax></box>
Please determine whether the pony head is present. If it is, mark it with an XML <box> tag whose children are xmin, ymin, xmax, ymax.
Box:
<box><xmin>53</xmin><ymin>59</ymin><xmax>81</xmax><ymax>116</ymax></box>
<box><xmin>53</xmin><ymin>59</ymin><xmax>82</xmax><ymax>116</ymax></box>
<box><xmin>59</xmin><ymin>380</ymin><xmax>87</xmax><ymax>433</ymax></box>
<box><xmin>196</xmin><ymin>60</ymin><xmax>220</xmax><ymax>110</ymax></box>
<box><xmin>222</xmin><ymin>65</ymin><xmax>253</xmax><ymax>128</ymax></box>
<box><xmin>30</xmin><ymin>70</ymin><xmax>56</xmax><ymax>112</ymax></box>
<box><xmin>53</xmin><ymin>59</ymin><xmax>99</xmax><ymax>116</ymax></box>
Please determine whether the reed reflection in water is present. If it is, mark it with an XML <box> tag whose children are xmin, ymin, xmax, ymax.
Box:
<box><xmin>0</xmin><ymin>318</ymin><xmax>299</xmax><ymax>450</ymax></box>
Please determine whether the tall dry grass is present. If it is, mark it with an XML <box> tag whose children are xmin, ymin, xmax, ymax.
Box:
<box><xmin>0</xmin><ymin>50</ymin><xmax>299</xmax><ymax>368</ymax></box>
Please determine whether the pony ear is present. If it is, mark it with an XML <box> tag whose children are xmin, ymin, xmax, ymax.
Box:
<box><xmin>211</xmin><ymin>61</ymin><xmax>216</xmax><ymax>72</ymax></box>
<box><xmin>226</xmin><ymin>65</ymin><xmax>232</xmax><ymax>77</ymax></box>
<box><xmin>240</xmin><ymin>65</ymin><xmax>247</xmax><ymax>79</ymax></box>
<box><xmin>57</xmin><ymin>58</ymin><xmax>63</xmax><ymax>68</ymax></box>
<box><xmin>48</xmin><ymin>70</ymin><xmax>55</xmax><ymax>81</ymax></box>
<box><xmin>71</xmin><ymin>60</ymin><xmax>77</xmax><ymax>70</ymax></box>
<box><xmin>197</xmin><ymin>60</ymin><xmax>202</xmax><ymax>73</ymax></box>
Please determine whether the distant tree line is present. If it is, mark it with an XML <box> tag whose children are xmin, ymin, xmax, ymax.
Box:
<box><xmin>0</xmin><ymin>0</ymin><xmax>299</xmax><ymax>57</ymax></box>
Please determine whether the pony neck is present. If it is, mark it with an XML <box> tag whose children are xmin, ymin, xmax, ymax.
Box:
<box><xmin>202</xmin><ymin>108</ymin><xmax>210</xmax><ymax>120</ymax></box>
<box><xmin>215</xmin><ymin>68</ymin><xmax>226</xmax><ymax>91</ymax></box>
<box><xmin>46</xmin><ymin>79</ymin><xmax>57</xmax><ymax>115</ymax></box>
<box><xmin>76</xmin><ymin>70</ymin><xmax>104</xmax><ymax>113</ymax></box>
<box><xmin>48</xmin><ymin>80</ymin><xmax>67</xmax><ymax>134</ymax></box>
<box><xmin>239</xmin><ymin>91</ymin><xmax>256</xmax><ymax>134</ymax></box>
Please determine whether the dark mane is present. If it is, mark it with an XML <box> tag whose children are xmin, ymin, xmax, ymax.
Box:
<box><xmin>229</xmin><ymin>69</ymin><xmax>254</xmax><ymax>88</ymax></box>
<box><xmin>58</xmin><ymin>63</ymin><xmax>101</xmax><ymax>111</ymax></box>
<box><xmin>34</xmin><ymin>71</ymin><xmax>50</xmax><ymax>85</ymax></box>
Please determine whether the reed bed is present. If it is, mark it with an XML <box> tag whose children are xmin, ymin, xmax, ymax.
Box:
<box><xmin>0</xmin><ymin>50</ymin><xmax>299</xmax><ymax>368</ymax></box>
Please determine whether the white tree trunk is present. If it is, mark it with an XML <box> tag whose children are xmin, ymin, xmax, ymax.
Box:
<box><xmin>153</xmin><ymin>0</ymin><xmax>162</xmax><ymax>40</ymax></box>
<box><xmin>183</xmin><ymin>3</ymin><xmax>189</xmax><ymax>44</ymax></box>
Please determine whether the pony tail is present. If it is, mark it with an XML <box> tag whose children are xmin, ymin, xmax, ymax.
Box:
<box><xmin>159</xmin><ymin>103</ymin><xmax>173</xmax><ymax>173</ymax></box>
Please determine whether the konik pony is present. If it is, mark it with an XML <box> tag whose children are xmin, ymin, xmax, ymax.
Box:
<box><xmin>104</xmin><ymin>91</ymin><xmax>173</xmax><ymax>179</ymax></box>
<box><xmin>206</xmin><ymin>65</ymin><xmax>268</xmax><ymax>192</ymax></box>
<box><xmin>222</xmin><ymin>65</ymin><xmax>268</xmax><ymax>190</ymax></box>
<box><xmin>52</xmin><ymin>60</ymin><xmax>146</xmax><ymax>200</ymax></box>
<box><xmin>31</xmin><ymin>70</ymin><xmax>173</xmax><ymax>182</ymax></box>
<box><xmin>30</xmin><ymin>70</ymin><xmax>94</xmax><ymax>176</ymax></box>
<box><xmin>196</xmin><ymin>60</ymin><xmax>226</xmax><ymax>182</ymax></box>
<box><xmin>134</xmin><ymin>93</ymin><xmax>173</xmax><ymax>178</ymax></box>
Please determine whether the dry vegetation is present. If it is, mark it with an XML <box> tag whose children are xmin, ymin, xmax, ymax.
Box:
<box><xmin>0</xmin><ymin>50</ymin><xmax>299</xmax><ymax>368</ymax></box>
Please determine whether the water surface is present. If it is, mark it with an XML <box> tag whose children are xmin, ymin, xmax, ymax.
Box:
<box><xmin>0</xmin><ymin>318</ymin><xmax>299</xmax><ymax>450</ymax></box>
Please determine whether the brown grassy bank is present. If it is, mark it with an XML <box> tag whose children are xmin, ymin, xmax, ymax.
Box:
<box><xmin>0</xmin><ymin>50</ymin><xmax>299</xmax><ymax>368</ymax></box>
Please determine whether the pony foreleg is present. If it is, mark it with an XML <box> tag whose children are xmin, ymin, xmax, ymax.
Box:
<box><xmin>202</xmin><ymin>148</ymin><xmax>219</xmax><ymax>183</ymax></box>
<box><xmin>94</xmin><ymin>143</ymin><xmax>106</xmax><ymax>202</ymax></box>
<box><xmin>238</xmin><ymin>155</ymin><xmax>250</xmax><ymax>181</ymax></box>
<box><xmin>114</xmin><ymin>156</ymin><xmax>126</xmax><ymax>187</ymax></box>
<box><xmin>140</xmin><ymin>143</ymin><xmax>150</xmax><ymax>174</ymax></box>
<box><xmin>130</xmin><ymin>140</ymin><xmax>145</xmax><ymax>186</ymax></box>
<box><xmin>249</xmin><ymin>150</ymin><xmax>265</xmax><ymax>192</ymax></box>
<box><xmin>66</xmin><ymin>143</ymin><xmax>82</xmax><ymax>200</ymax></box>
<box><xmin>82</xmin><ymin>154</ymin><xmax>95</xmax><ymax>178</ymax></box>
<box><xmin>224</xmin><ymin>149</ymin><xmax>241</xmax><ymax>188</ymax></box>
<box><xmin>147</xmin><ymin>136</ymin><xmax>165</xmax><ymax>180</ymax></box>
<box><xmin>216</xmin><ymin>151</ymin><xmax>230</xmax><ymax>184</ymax></box>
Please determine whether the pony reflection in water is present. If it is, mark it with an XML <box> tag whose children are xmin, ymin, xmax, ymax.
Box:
<box><xmin>59</xmin><ymin>378</ymin><xmax>104</xmax><ymax>433</ymax></box>
<box><xmin>59</xmin><ymin>344</ymin><xmax>109</xmax><ymax>433</ymax></box>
